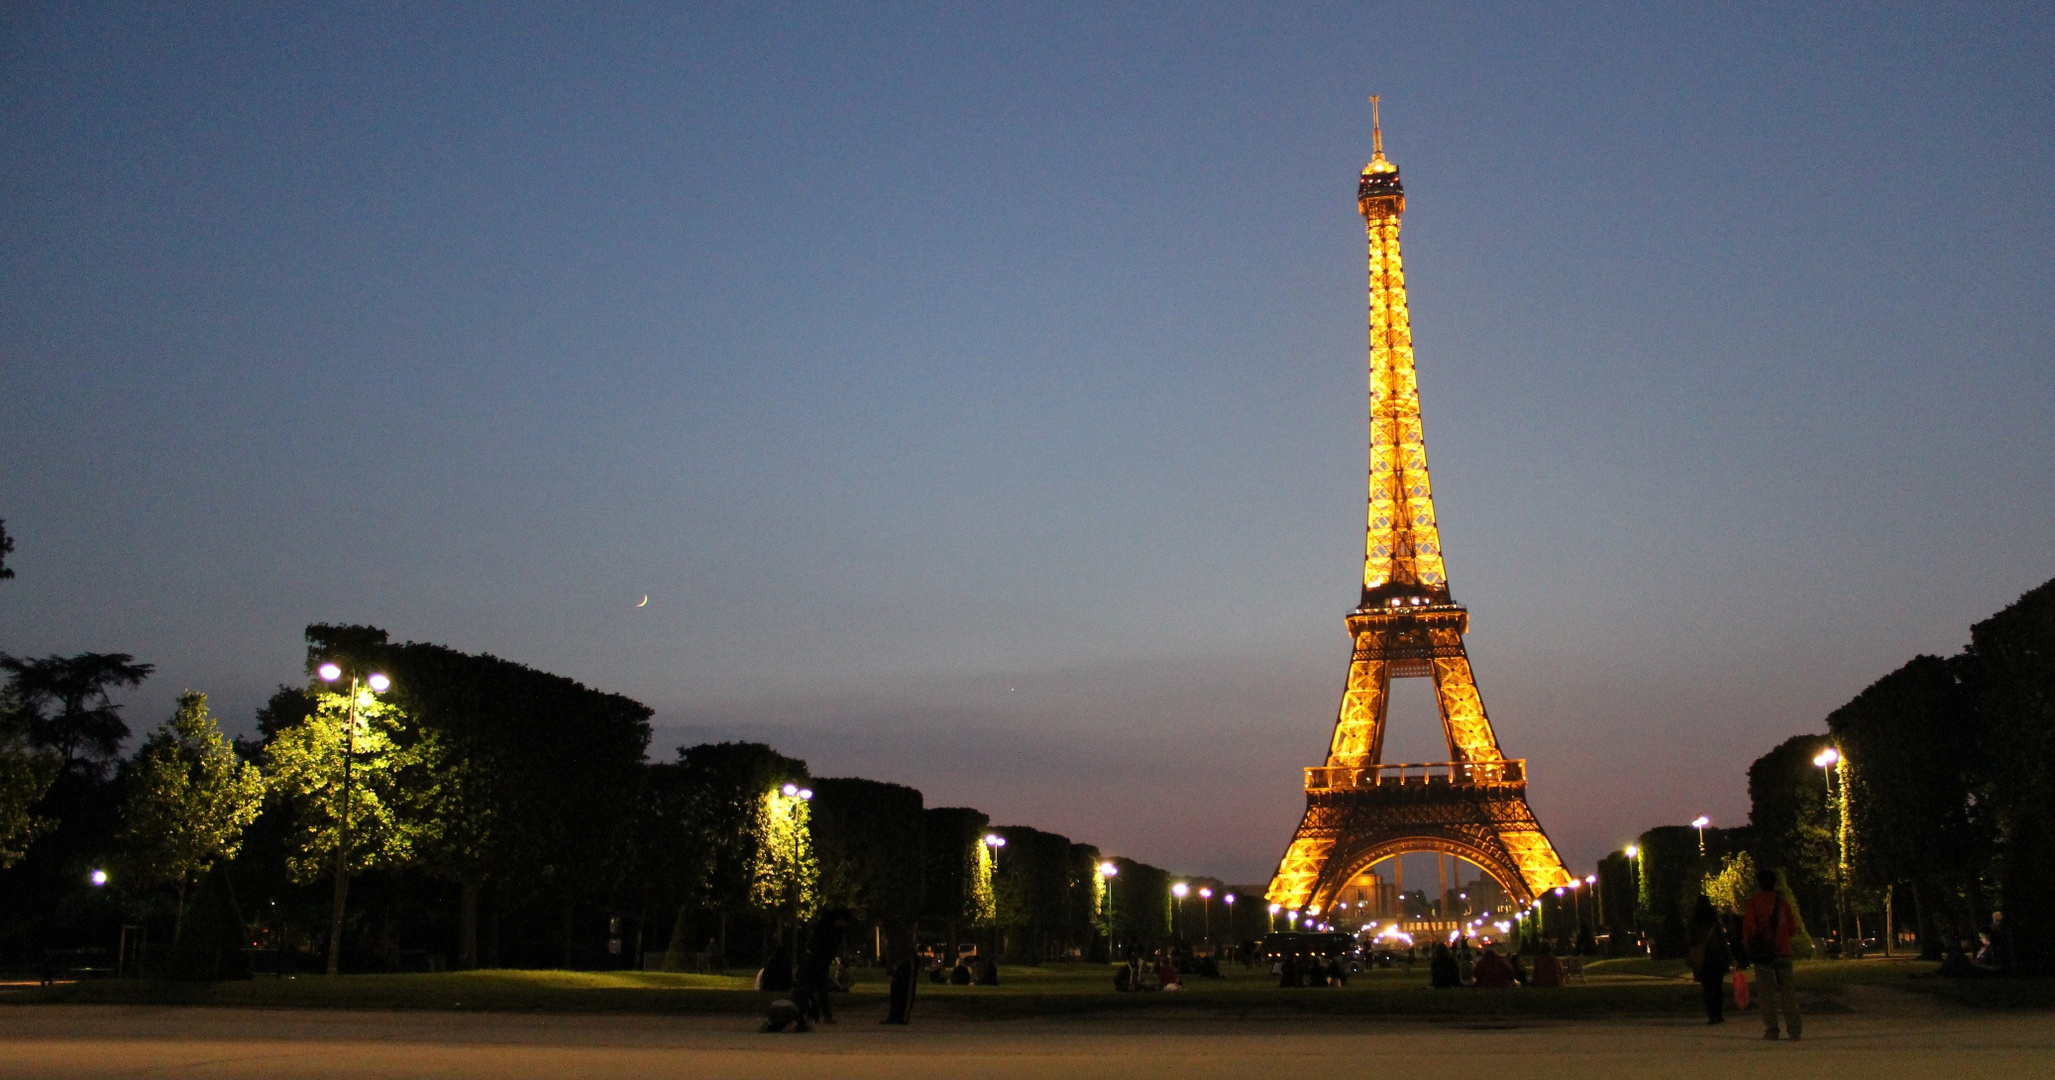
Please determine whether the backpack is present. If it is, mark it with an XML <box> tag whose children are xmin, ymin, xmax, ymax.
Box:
<box><xmin>1746</xmin><ymin>894</ymin><xmax>1780</xmax><ymax>961</ymax></box>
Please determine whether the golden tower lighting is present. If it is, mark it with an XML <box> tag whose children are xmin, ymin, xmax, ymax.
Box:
<box><xmin>1266</xmin><ymin>98</ymin><xmax>1574</xmax><ymax>915</ymax></box>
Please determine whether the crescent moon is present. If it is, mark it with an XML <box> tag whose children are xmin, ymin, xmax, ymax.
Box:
<box><xmin>636</xmin><ymin>595</ymin><xmax>648</xmax><ymax>608</ymax></box>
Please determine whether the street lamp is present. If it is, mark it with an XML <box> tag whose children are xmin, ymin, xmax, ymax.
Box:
<box><xmin>1692</xmin><ymin>815</ymin><xmax>1711</xmax><ymax>855</ymax></box>
<box><xmin>1171</xmin><ymin>882</ymin><xmax>1189</xmax><ymax>940</ymax></box>
<box><xmin>1222</xmin><ymin>892</ymin><xmax>1235</xmax><ymax>943</ymax></box>
<box><xmin>317</xmin><ymin>661</ymin><xmax>390</xmax><ymax>977</ymax></box>
<box><xmin>1098</xmin><ymin>861</ymin><xmax>1119</xmax><ymax>958</ymax></box>
<box><xmin>1814</xmin><ymin>746</ymin><xmax>1849</xmax><ymax>952</ymax></box>
<box><xmin>1198</xmin><ymin>886</ymin><xmax>1214</xmax><ymax>946</ymax></box>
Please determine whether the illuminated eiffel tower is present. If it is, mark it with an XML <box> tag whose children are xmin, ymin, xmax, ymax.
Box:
<box><xmin>1266</xmin><ymin>101</ymin><xmax>1572</xmax><ymax>919</ymax></box>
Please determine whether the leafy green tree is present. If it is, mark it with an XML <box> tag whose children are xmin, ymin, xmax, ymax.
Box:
<box><xmin>122</xmin><ymin>692</ymin><xmax>266</xmax><ymax>939</ymax></box>
<box><xmin>264</xmin><ymin>686</ymin><xmax>445</xmax><ymax>892</ymax></box>
<box><xmin>0</xmin><ymin>652</ymin><xmax>154</xmax><ymax>778</ymax></box>
<box><xmin>660</xmin><ymin>742</ymin><xmax>806</xmax><ymax>965</ymax></box>
<box><xmin>748</xmin><ymin>785</ymin><xmax>819</xmax><ymax>927</ymax></box>
<box><xmin>0</xmin><ymin>734</ymin><xmax>58</xmax><ymax>868</ymax></box>
<box><xmin>1701</xmin><ymin>851</ymin><xmax>1756</xmax><ymax>915</ymax></box>
<box><xmin>922</xmin><ymin>806</ymin><xmax>992</xmax><ymax>963</ymax></box>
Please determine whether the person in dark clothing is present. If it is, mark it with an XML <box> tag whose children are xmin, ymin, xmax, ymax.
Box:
<box><xmin>976</xmin><ymin>957</ymin><xmax>1000</xmax><ymax>986</ymax></box>
<box><xmin>1327</xmin><ymin>958</ymin><xmax>1348</xmax><ymax>987</ymax></box>
<box><xmin>949</xmin><ymin>959</ymin><xmax>972</xmax><ymax>985</ymax></box>
<box><xmin>882</xmin><ymin>958</ymin><xmax>917</xmax><ymax>1025</ymax></box>
<box><xmin>797</xmin><ymin>910</ymin><xmax>850</xmax><ymax>1025</ymax></box>
<box><xmin>759</xmin><ymin>945</ymin><xmax>794</xmax><ymax>992</ymax></box>
<box><xmin>1689</xmin><ymin>896</ymin><xmax>1732</xmax><ymax>1024</ymax></box>
<box><xmin>1429</xmin><ymin>943</ymin><xmax>1461</xmax><ymax>988</ymax></box>
<box><xmin>1278</xmin><ymin>955</ymin><xmax>1304</xmax><ymax>988</ymax></box>
<box><xmin>1472</xmin><ymin>945</ymin><xmax>1516</xmax><ymax>988</ymax></box>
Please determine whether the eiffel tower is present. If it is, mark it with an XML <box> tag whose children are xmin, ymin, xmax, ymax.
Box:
<box><xmin>1265</xmin><ymin>101</ymin><xmax>1572</xmax><ymax>918</ymax></box>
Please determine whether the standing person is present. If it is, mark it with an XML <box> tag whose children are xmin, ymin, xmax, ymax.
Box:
<box><xmin>1689</xmin><ymin>896</ymin><xmax>1732</xmax><ymax>1024</ymax></box>
<box><xmin>1743</xmin><ymin>868</ymin><xmax>1802</xmax><ymax>1040</ymax></box>
<box><xmin>797</xmin><ymin>910</ymin><xmax>850</xmax><ymax>1026</ymax></box>
<box><xmin>882</xmin><ymin>957</ymin><xmax>917</xmax><ymax>1025</ymax></box>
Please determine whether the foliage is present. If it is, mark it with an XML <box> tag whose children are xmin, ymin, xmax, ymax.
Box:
<box><xmin>1966</xmin><ymin>577</ymin><xmax>2055</xmax><ymax>973</ymax></box>
<box><xmin>0</xmin><ymin>734</ymin><xmax>58</xmax><ymax>868</ymax></box>
<box><xmin>921</xmin><ymin>806</ymin><xmax>993</xmax><ymax>935</ymax></box>
<box><xmin>263</xmin><ymin>686</ymin><xmax>445</xmax><ymax>884</ymax></box>
<box><xmin>671</xmin><ymin>742</ymin><xmax>807</xmax><ymax>912</ymax></box>
<box><xmin>747</xmin><ymin>787</ymin><xmax>818</xmax><ymax>924</ymax></box>
<box><xmin>0</xmin><ymin>652</ymin><xmax>154</xmax><ymax>778</ymax></box>
<box><xmin>809</xmin><ymin>777</ymin><xmax>925</xmax><ymax>932</ymax></box>
<box><xmin>1700</xmin><ymin>851</ymin><xmax>1755</xmax><ymax>914</ymax></box>
<box><xmin>1746</xmin><ymin>733</ymin><xmax>1838</xmax><ymax>928</ymax></box>
<box><xmin>1826</xmin><ymin>655</ymin><xmax>1992</xmax><ymax>927</ymax></box>
<box><xmin>121</xmin><ymin>692</ymin><xmax>266</xmax><ymax>937</ymax></box>
<box><xmin>0</xmin><ymin>518</ymin><xmax>13</xmax><ymax>580</ymax></box>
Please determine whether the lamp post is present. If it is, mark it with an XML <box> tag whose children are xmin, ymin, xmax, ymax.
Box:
<box><xmin>1171</xmin><ymin>882</ymin><xmax>1189</xmax><ymax>941</ymax></box>
<box><xmin>1268</xmin><ymin>902</ymin><xmax>1282</xmax><ymax>934</ymax></box>
<box><xmin>1692</xmin><ymin>815</ymin><xmax>1711</xmax><ymax>856</ymax></box>
<box><xmin>317</xmin><ymin>662</ymin><xmax>389</xmax><ymax>977</ymax></box>
<box><xmin>1198</xmin><ymin>887</ymin><xmax>1213</xmax><ymax>946</ymax></box>
<box><xmin>1098</xmin><ymin>861</ymin><xmax>1119</xmax><ymax>959</ymax></box>
<box><xmin>1222</xmin><ymin>892</ymin><xmax>1235</xmax><ymax>946</ymax></box>
<box><xmin>980</xmin><ymin>833</ymin><xmax>1004</xmax><ymax>958</ymax></box>
<box><xmin>1814</xmin><ymin>746</ymin><xmax>1848</xmax><ymax>953</ymax></box>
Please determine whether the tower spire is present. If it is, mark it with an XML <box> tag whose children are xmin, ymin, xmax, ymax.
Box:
<box><xmin>1370</xmin><ymin>94</ymin><xmax>1383</xmax><ymax>157</ymax></box>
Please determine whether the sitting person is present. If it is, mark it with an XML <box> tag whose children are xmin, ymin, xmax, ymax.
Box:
<box><xmin>1113</xmin><ymin>963</ymin><xmax>1136</xmax><ymax>992</ymax></box>
<box><xmin>1156</xmin><ymin>958</ymin><xmax>1183</xmax><ymax>990</ymax></box>
<box><xmin>1327</xmin><ymin>958</ymin><xmax>1348</xmax><ymax>987</ymax></box>
<box><xmin>1277</xmin><ymin>956</ymin><xmax>1304</xmax><ymax>988</ymax></box>
<box><xmin>1471</xmin><ymin>945</ymin><xmax>1517</xmax><ymax>988</ymax></box>
<box><xmin>975</xmin><ymin>957</ymin><xmax>1000</xmax><ymax>986</ymax></box>
<box><xmin>1429</xmin><ymin>943</ymin><xmax>1461</xmax><ymax>988</ymax></box>
<box><xmin>949</xmin><ymin>959</ymin><xmax>972</xmax><ymax>985</ymax></box>
<box><xmin>1529</xmin><ymin>939</ymin><xmax>1565</xmax><ymax>987</ymax></box>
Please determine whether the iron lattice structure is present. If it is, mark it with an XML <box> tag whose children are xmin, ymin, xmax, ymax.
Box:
<box><xmin>1265</xmin><ymin>111</ymin><xmax>1572</xmax><ymax>916</ymax></box>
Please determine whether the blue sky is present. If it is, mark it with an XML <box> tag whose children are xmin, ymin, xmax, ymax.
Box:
<box><xmin>3</xmin><ymin>3</ymin><xmax>2051</xmax><ymax>883</ymax></box>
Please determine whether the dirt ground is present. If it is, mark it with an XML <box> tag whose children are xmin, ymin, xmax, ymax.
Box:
<box><xmin>1</xmin><ymin>995</ymin><xmax>2049</xmax><ymax>1079</ymax></box>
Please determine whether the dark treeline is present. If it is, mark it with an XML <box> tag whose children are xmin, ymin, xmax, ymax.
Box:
<box><xmin>1598</xmin><ymin>577</ymin><xmax>2055</xmax><ymax>974</ymax></box>
<box><xmin>0</xmin><ymin>623</ymin><xmax>1248</xmax><ymax>975</ymax></box>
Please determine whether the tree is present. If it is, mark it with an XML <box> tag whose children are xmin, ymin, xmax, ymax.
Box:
<box><xmin>1746</xmin><ymin>734</ymin><xmax>1838</xmax><ymax>930</ymax></box>
<box><xmin>264</xmin><ymin>684</ymin><xmax>445</xmax><ymax>956</ymax></box>
<box><xmin>1966</xmin><ymin>576</ymin><xmax>2055</xmax><ymax>973</ymax></box>
<box><xmin>0</xmin><ymin>519</ymin><xmax>14</xmax><ymax>580</ymax></box>
<box><xmin>922</xmin><ymin>806</ymin><xmax>992</xmax><ymax>964</ymax></box>
<box><xmin>809</xmin><ymin>777</ymin><xmax>924</xmax><ymax>959</ymax></box>
<box><xmin>0</xmin><ymin>734</ymin><xmax>58</xmax><ymax>868</ymax></box>
<box><xmin>1701</xmin><ymin>851</ymin><xmax>1756</xmax><ymax>915</ymax></box>
<box><xmin>663</xmin><ymin>742</ymin><xmax>806</xmax><ymax>965</ymax></box>
<box><xmin>122</xmin><ymin>692</ymin><xmax>267</xmax><ymax>940</ymax></box>
<box><xmin>0</xmin><ymin>653</ymin><xmax>154</xmax><ymax>778</ymax></box>
<box><xmin>748</xmin><ymin>786</ymin><xmax>819</xmax><ymax>928</ymax></box>
<box><xmin>1826</xmin><ymin>654</ymin><xmax>1992</xmax><ymax>951</ymax></box>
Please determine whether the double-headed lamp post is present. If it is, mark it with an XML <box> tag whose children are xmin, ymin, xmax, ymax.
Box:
<box><xmin>776</xmin><ymin>784</ymin><xmax>812</xmax><ymax>937</ymax></box>
<box><xmin>318</xmin><ymin>662</ymin><xmax>390</xmax><ymax>977</ymax></box>
<box><xmin>1814</xmin><ymin>746</ymin><xmax>1849</xmax><ymax>951</ymax></box>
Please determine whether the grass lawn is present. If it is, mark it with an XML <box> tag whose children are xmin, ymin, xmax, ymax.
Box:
<box><xmin>0</xmin><ymin>959</ymin><xmax>1883</xmax><ymax>1019</ymax></box>
<box><xmin>13</xmin><ymin>955</ymin><xmax>2045</xmax><ymax>1018</ymax></box>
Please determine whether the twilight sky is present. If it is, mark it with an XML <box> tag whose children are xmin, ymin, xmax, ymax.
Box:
<box><xmin>3</xmin><ymin>3</ymin><xmax>2051</xmax><ymax>885</ymax></box>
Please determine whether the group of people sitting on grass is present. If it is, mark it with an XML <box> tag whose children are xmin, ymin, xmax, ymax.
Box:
<box><xmin>1111</xmin><ymin>944</ymin><xmax>1225</xmax><ymax>991</ymax></box>
<box><xmin>1425</xmin><ymin>938</ymin><xmax>1568</xmax><ymax>989</ymax></box>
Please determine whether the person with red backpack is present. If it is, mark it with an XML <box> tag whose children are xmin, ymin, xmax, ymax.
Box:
<box><xmin>1742</xmin><ymin>866</ymin><xmax>1803</xmax><ymax>1040</ymax></box>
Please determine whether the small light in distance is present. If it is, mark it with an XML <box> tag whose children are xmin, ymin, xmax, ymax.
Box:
<box><xmin>90</xmin><ymin>869</ymin><xmax>108</xmax><ymax>886</ymax></box>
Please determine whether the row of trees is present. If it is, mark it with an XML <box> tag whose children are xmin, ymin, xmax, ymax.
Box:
<box><xmin>1598</xmin><ymin>576</ymin><xmax>2055</xmax><ymax>973</ymax></box>
<box><xmin>2</xmin><ymin>623</ymin><xmax>1232</xmax><ymax>973</ymax></box>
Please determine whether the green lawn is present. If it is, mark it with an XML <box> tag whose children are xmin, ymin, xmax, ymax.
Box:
<box><xmin>11</xmin><ymin>956</ymin><xmax>2044</xmax><ymax>1018</ymax></box>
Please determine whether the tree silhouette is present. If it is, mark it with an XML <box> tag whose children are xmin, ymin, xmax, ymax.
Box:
<box><xmin>0</xmin><ymin>652</ymin><xmax>154</xmax><ymax>778</ymax></box>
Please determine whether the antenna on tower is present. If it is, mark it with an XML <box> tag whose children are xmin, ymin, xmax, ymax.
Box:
<box><xmin>1370</xmin><ymin>95</ymin><xmax>1383</xmax><ymax>156</ymax></box>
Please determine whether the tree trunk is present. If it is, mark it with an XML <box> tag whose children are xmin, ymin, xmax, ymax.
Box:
<box><xmin>173</xmin><ymin>880</ymin><xmax>189</xmax><ymax>944</ymax></box>
<box><xmin>562</xmin><ymin>899</ymin><xmax>578</xmax><ymax>969</ymax></box>
<box><xmin>458</xmin><ymin>881</ymin><xmax>479</xmax><ymax>969</ymax></box>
